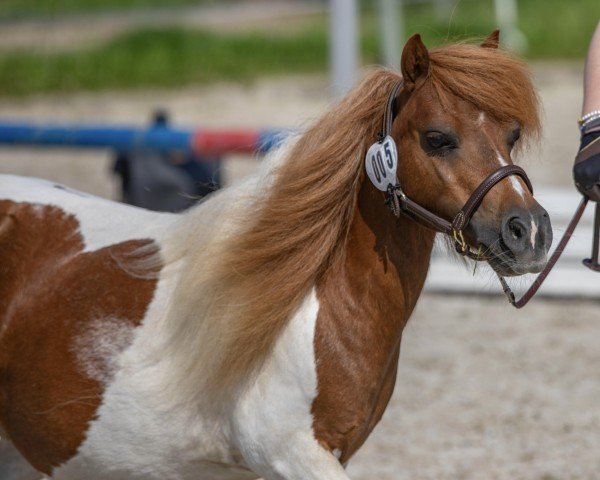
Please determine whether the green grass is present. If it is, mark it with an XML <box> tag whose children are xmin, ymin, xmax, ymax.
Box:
<box><xmin>0</xmin><ymin>28</ymin><xmax>329</xmax><ymax>95</ymax></box>
<box><xmin>0</xmin><ymin>0</ymin><xmax>597</xmax><ymax>95</ymax></box>
<box><xmin>0</xmin><ymin>0</ymin><xmax>209</xmax><ymax>20</ymax></box>
<box><xmin>519</xmin><ymin>0</ymin><xmax>600</xmax><ymax>58</ymax></box>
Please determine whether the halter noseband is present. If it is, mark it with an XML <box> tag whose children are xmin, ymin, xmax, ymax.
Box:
<box><xmin>380</xmin><ymin>79</ymin><xmax>533</xmax><ymax>260</ymax></box>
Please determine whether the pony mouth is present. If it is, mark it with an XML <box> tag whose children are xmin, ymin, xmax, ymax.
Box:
<box><xmin>481</xmin><ymin>237</ymin><xmax>547</xmax><ymax>277</ymax></box>
<box><xmin>484</xmin><ymin>245</ymin><xmax>521</xmax><ymax>277</ymax></box>
<box><xmin>481</xmin><ymin>238</ymin><xmax>520</xmax><ymax>277</ymax></box>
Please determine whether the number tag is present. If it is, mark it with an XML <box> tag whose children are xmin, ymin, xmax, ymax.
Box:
<box><xmin>365</xmin><ymin>135</ymin><xmax>398</xmax><ymax>191</ymax></box>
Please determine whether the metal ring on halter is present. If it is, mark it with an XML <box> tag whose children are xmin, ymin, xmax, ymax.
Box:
<box><xmin>395</xmin><ymin>185</ymin><xmax>407</xmax><ymax>202</ymax></box>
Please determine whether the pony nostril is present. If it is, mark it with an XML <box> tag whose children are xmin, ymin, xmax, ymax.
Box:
<box><xmin>508</xmin><ymin>217</ymin><xmax>525</xmax><ymax>240</ymax></box>
<box><xmin>501</xmin><ymin>208</ymin><xmax>551</xmax><ymax>263</ymax></box>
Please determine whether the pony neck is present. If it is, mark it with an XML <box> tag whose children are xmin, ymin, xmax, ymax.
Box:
<box><xmin>339</xmin><ymin>181</ymin><xmax>436</xmax><ymax>326</ymax></box>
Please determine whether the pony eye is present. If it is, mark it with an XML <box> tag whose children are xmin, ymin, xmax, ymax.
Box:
<box><xmin>425</xmin><ymin>131</ymin><xmax>456</xmax><ymax>151</ymax></box>
<box><xmin>508</xmin><ymin>127</ymin><xmax>521</xmax><ymax>149</ymax></box>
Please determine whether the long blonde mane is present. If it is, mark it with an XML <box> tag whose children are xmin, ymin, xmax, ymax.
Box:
<box><xmin>162</xmin><ymin>43</ymin><xmax>540</xmax><ymax>408</ymax></box>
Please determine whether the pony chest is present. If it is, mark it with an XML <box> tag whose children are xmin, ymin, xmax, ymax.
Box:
<box><xmin>310</xmin><ymin>324</ymin><xmax>402</xmax><ymax>462</ymax></box>
<box><xmin>310</xmin><ymin>283</ymin><xmax>405</xmax><ymax>463</ymax></box>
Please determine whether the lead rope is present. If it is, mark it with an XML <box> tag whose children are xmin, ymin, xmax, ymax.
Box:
<box><xmin>498</xmin><ymin>197</ymin><xmax>593</xmax><ymax>308</ymax></box>
<box><xmin>583</xmin><ymin>202</ymin><xmax>600</xmax><ymax>271</ymax></box>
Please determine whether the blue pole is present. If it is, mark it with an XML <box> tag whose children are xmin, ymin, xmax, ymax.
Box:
<box><xmin>0</xmin><ymin>122</ymin><xmax>193</xmax><ymax>152</ymax></box>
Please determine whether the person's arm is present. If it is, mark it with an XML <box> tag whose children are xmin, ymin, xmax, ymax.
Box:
<box><xmin>583</xmin><ymin>22</ymin><xmax>600</xmax><ymax>116</ymax></box>
<box><xmin>574</xmin><ymin>21</ymin><xmax>600</xmax><ymax>202</ymax></box>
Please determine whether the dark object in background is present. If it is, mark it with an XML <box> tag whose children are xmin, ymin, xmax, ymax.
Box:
<box><xmin>113</xmin><ymin>148</ymin><xmax>220</xmax><ymax>212</ymax></box>
<box><xmin>112</xmin><ymin>110</ymin><xmax>221</xmax><ymax>212</ymax></box>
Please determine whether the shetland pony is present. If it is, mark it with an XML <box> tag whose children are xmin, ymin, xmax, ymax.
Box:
<box><xmin>0</xmin><ymin>32</ymin><xmax>551</xmax><ymax>480</ymax></box>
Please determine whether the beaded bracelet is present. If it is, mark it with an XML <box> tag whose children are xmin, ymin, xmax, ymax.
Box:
<box><xmin>579</xmin><ymin>110</ymin><xmax>600</xmax><ymax>130</ymax></box>
<box><xmin>581</xmin><ymin>115</ymin><xmax>600</xmax><ymax>135</ymax></box>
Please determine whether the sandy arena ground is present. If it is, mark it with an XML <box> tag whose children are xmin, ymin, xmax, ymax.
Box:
<box><xmin>0</xmin><ymin>65</ymin><xmax>599</xmax><ymax>479</ymax></box>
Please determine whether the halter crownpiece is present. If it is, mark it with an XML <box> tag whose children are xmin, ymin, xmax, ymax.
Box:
<box><xmin>369</xmin><ymin>79</ymin><xmax>599</xmax><ymax>309</ymax></box>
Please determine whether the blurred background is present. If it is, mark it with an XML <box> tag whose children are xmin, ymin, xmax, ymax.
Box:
<box><xmin>0</xmin><ymin>1</ymin><xmax>599</xmax><ymax>479</ymax></box>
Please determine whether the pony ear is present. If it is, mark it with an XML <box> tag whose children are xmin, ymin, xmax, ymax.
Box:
<box><xmin>401</xmin><ymin>34</ymin><xmax>430</xmax><ymax>89</ymax></box>
<box><xmin>481</xmin><ymin>29</ymin><xmax>500</xmax><ymax>49</ymax></box>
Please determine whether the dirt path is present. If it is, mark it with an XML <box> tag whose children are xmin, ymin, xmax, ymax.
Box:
<box><xmin>348</xmin><ymin>294</ymin><xmax>600</xmax><ymax>480</ymax></box>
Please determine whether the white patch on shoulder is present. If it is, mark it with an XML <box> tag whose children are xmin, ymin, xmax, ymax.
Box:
<box><xmin>72</xmin><ymin>317</ymin><xmax>136</xmax><ymax>385</ymax></box>
<box><xmin>55</xmin><ymin>283</ymin><xmax>347</xmax><ymax>479</ymax></box>
<box><xmin>233</xmin><ymin>289</ymin><xmax>319</xmax><ymax>449</ymax></box>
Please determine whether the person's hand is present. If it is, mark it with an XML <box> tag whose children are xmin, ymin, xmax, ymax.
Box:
<box><xmin>574</xmin><ymin>134</ymin><xmax>600</xmax><ymax>202</ymax></box>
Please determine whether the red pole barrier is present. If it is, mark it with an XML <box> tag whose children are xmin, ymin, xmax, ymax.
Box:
<box><xmin>191</xmin><ymin>129</ymin><xmax>262</xmax><ymax>156</ymax></box>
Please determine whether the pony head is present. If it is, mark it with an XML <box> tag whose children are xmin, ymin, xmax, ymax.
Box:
<box><xmin>392</xmin><ymin>31</ymin><xmax>552</xmax><ymax>276</ymax></box>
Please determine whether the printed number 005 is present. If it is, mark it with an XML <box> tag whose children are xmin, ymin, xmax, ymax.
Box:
<box><xmin>370</xmin><ymin>151</ymin><xmax>387</xmax><ymax>183</ymax></box>
<box><xmin>365</xmin><ymin>135</ymin><xmax>398</xmax><ymax>191</ymax></box>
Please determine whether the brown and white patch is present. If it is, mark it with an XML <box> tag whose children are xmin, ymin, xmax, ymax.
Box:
<box><xmin>0</xmin><ymin>201</ymin><xmax>160</xmax><ymax>474</ymax></box>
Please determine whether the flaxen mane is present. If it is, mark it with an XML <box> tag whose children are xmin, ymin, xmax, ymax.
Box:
<box><xmin>163</xmin><ymin>42</ymin><xmax>540</xmax><ymax>407</ymax></box>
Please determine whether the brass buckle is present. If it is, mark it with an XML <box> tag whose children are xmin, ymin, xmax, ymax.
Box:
<box><xmin>453</xmin><ymin>229</ymin><xmax>468</xmax><ymax>254</ymax></box>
